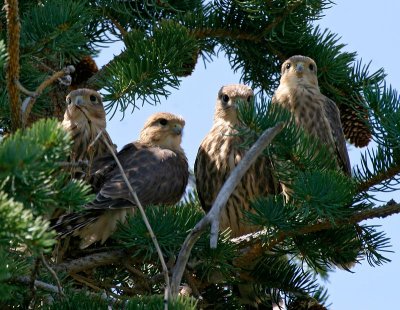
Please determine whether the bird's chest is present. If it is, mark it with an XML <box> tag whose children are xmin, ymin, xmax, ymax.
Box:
<box><xmin>212</xmin><ymin>128</ymin><xmax>243</xmax><ymax>173</ymax></box>
<box><xmin>279</xmin><ymin>87</ymin><xmax>329</xmax><ymax>138</ymax></box>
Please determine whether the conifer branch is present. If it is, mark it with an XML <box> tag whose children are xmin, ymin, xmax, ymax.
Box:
<box><xmin>108</xmin><ymin>15</ymin><xmax>128</xmax><ymax>38</ymax></box>
<box><xmin>21</xmin><ymin>65</ymin><xmax>75</xmax><ymax>126</ymax></box>
<box><xmin>100</xmin><ymin>132</ymin><xmax>170</xmax><ymax>309</ymax></box>
<box><xmin>86</xmin><ymin>54</ymin><xmax>123</xmax><ymax>90</ymax></box>
<box><xmin>84</xmin><ymin>1</ymin><xmax>303</xmax><ymax>92</ymax></box>
<box><xmin>192</xmin><ymin>1</ymin><xmax>303</xmax><ymax>44</ymax></box>
<box><xmin>191</xmin><ymin>28</ymin><xmax>260</xmax><ymax>41</ymax></box>
<box><xmin>232</xmin><ymin>200</ymin><xmax>400</xmax><ymax>256</ymax></box>
<box><xmin>357</xmin><ymin>164</ymin><xmax>400</xmax><ymax>193</ymax></box>
<box><xmin>5</xmin><ymin>0</ymin><xmax>21</xmax><ymax>131</ymax></box>
<box><xmin>170</xmin><ymin>122</ymin><xmax>285</xmax><ymax>297</ymax></box>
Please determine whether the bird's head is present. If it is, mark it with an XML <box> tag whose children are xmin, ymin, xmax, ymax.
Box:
<box><xmin>214</xmin><ymin>84</ymin><xmax>254</xmax><ymax>123</ymax></box>
<box><xmin>139</xmin><ymin>112</ymin><xmax>186</xmax><ymax>152</ymax></box>
<box><xmin>64</xmin><ymin>88</ymin><xmax>106</xmax><ymax>127</ymax></box>
<box><xmin>280</xmin><ymin>55</ymin><xmax>319</xmax><ymax>88</ymax></box>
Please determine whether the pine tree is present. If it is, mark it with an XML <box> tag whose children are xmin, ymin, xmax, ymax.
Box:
<box><xmin>1</xmin><ymin>0</ymin><xmax>400</xmax><ymax>309</ymax></box>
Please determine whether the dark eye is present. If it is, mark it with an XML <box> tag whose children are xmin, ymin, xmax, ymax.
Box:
<box><xmin>159</xmin><ymin>118</ymin><xmax>168</xmax><ymax>126</ymax></box>
<box><xmin>66</xmin><ymin>97</ymin><xmax>71</xmax><ymax>104</ymax></box>
<box><xmin>247</xmin><ymin>96</ymin><xmax>252</xmax><ymax>103</ymax></box>
<box><xmin>222</xmin><ymin>94</ymin><xmax>229</xmax><ymax>104</ymax></box>
<box><xmin>285</xmin><ymin>63</ymin><xmax>291</xmax><ymax>69</ymax></box>
<box><xmin>309</xmin><ymin>64</ymin><xmax>314</xmax><ymax>71</ymax></box>
<box><xmin>90</xmin><ymin>95</ymin><xmax>97</xmax><ymax>102</ymax></box>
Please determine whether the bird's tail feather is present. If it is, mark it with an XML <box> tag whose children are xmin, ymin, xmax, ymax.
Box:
<box><xmin>50</xmin><ymin>211</ymin><xmax>98</xmax><ymax>238</ymax></box>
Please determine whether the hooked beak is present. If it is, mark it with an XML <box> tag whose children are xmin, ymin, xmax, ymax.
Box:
<box><xmin>73</xmin><ymin>96</ymin><xmax>84</xmax><ymax>106</ymax></box>
<box><xmin>172</xmin><ymin>124</ymin><xmax>183</xmax><ymax>135</ymax></box>
<box><xmin>296</xmin><ymin>63</ymin><xmax>304</xmax><ymax>74</ymax></box>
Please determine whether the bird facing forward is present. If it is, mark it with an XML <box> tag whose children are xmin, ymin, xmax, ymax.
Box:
<box><xmin>272</xmin><ymin>55</ymin><xmax>351</xmax><ymax>176</ymax></box>
<box><xmin>61</xmin><ymin>88</ymin><xmax>116</xmax><ymax>178</ymax></box>
<box><xmin>195</xmin><ymin>84</ymin><xmax>278</xmax><ymax>238</ymax></box>
<box><xmin>54</xmin><ymin>112</ymin><xmax>189</xmax><ymax>249</ymax></box>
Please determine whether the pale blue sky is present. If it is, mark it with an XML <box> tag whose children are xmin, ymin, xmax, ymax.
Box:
<box><xmin>96</xmin><ymin>1</ymin><xmax>400</xmax><ymax>308</ymax></box>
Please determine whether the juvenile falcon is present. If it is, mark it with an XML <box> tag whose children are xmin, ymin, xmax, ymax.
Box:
<box><xmin>54</xmin><ymin>112</ymin><xmax>189</xmax><ymax>248</ymax></box>
<box><xmin>272</xmin><ymin>55</ymin><xmax>351</xmax><ymax>175</ymax></box>
<box><xmin>61</xmin><ymin>88</ymin><xmax>116</xmax><ymax>179</ymax></box>
<box><xmin>195</xmin><ymin>84</ymin><xmax>278</xmax><ymax>238</ymax></box>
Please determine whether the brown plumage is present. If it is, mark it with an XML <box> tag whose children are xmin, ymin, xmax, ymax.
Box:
<box><xmin>54</xmin><ymin>112</ymin><xmax>189</xmax><ymax>249</ymax></box>
<box><xmin>272</xmin><ymin>55</ymin><xmax>351</xmax><ymax>176</ymax></box>
<box><xmin>61</xmin><ymin>88</ymin><xmax>116</xmax><ymax>179</ymax></box>
<box><xmin>195</xmin><ymin>84</ymin><xmax>278</xmax><ymax>238</ymax></box>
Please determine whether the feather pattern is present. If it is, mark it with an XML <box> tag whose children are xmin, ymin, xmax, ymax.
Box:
<box><xmin>195</xmin><ymin>84</ymin><xmax>278</xmax><ymax>237</ymax></box>
<box><xmin>54</xmin><ymin>112</ymin><xmax>189</xmax><ymax>248</ymax></box>
<box><xmin>272</xmin><ymin>55</ymin><xmax>351</xmax><ymax>176</ymax></box>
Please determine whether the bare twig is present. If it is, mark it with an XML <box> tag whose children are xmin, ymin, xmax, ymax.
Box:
<box><xmin>71</xmin><ymin>273</ymin><xmax>104</xmax><ymax>292</ymax></box>
<box><xmin>15</xmin><ymin>79</ymin><xmax>36</xmax><ymax>97</ymax></box>
<box><xmin>21</xmin><ymin>65</ymin><xmax>75</xmax><ymax>126</ymax></box>
<box><xmin>14</xmin><ymin>276</ymin><xmax>116</xmax><ymax>304</ymax></box>
<box><xmin>170</xmin><ymin>122</ymin><xmax>285</xmax><ymax>296</ymax></box>
<box><xmin>5</xmin><ymin>0</ymin><xmax>21</xmax><ymax>131</ymax></box>
<box><xmin>54</xmin><ymin>249</ymin><xmax>127</xmax><ymax>274</ymax></box>
<box><xmin>41</xmin><ymin>253</ymin><xmax>65</xmax><ymax>298</ymax></box>
<box><xmin>16</xmin><ymin>276</ymin><xmax>62</xmax><ymax>295</ymax></box>
<box><xmin>88</xmin><ymin>130</ymin><xmax>104</xmax><ymax>150</ymax></box>
<box><xmin>100</xmin><ymin>132</ymin><xmax>170</xmax><ymax>310</ymax></box>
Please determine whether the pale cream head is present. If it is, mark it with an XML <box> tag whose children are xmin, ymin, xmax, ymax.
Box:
<box><xmin>139</xmin><ymin>112</ymin><xmax>185</xmax><ymax>151</ymax></box>
<box><xmin>214</xmin><ymin>84</ymin><xmax>254</xmax><ymax>123</ymax></box>
<box><xmin>64</xmin><ymin>88</ymin><xmax>106</xmax><ymax>125</ymax></box>
<box><xmin>280</xmin><ymin>55</ymin><xmax>319</xmax><ymax>88</ymax></box>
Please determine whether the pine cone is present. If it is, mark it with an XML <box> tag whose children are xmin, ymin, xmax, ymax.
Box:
<box><xmin>70</xmin><ymin>55</ymin><xmax>99</xmax><ymax>89</ymax></box>
<box><xmin>340</xmin><ymin>103</ymin><xmax>372</xmax><ymax>148</ymax></box>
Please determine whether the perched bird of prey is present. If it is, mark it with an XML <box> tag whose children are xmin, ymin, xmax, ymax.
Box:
<box><xmin>61</xmin><ymin>88</ymin><xmax>116</xmax><ymax>180</ymax></box>
<box><xmin>272</xmin><ymin>55</ymin><xmax>351</xmax><ymax>176</ymax></box>
<box><xmin>195</xmin><ymin>84</ymin><xmax>278</xmax><ymax>238</ymax></box>
<box><xmin>54</xmin><ymin>112</ymin><xmax>189</xmax><ymax>249</ymax></box>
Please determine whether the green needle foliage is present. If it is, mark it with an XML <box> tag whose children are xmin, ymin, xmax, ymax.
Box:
<box><xmin>1</xmin><ymin>0</ymin><xmax>400</xmax><ymax>309</ymax></box>
<box><xmin>0</xmin><ymin>119</ymin><xmax>93</xmax><ymax>215</ymax></box>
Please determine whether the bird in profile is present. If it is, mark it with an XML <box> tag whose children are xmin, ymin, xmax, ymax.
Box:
<box><xmin>61</xmin><ymin>88</ymin><xmax>116</xmax><ymax>180</ymax></box>
<box><xmin>195</xmin><ymin>84</ymin><xmax>278</xmax><ymax>238</ymax></box>
<box><xmin>272</xmin><ymin>55</ymin><xmax>351</xmax><ymax>176</ymax></box>
<box><xmin>54</xmin><ymin>112</ymin><xmax>189</xmax><ymax>249</ymax></box>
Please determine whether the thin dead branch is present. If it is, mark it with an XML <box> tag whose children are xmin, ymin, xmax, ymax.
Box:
<box><xmin>21</xmin><ymin>65</ymin><xmax>75</xmax><ymax>126</ymax></box>
<box><xmin>16</xmin><ymin>276</ymin><xmax>63</xmax><ymax>295</ymax></box>
<box><xmin>170</xmin><ymin>122</ymin><xmax>285</xmax><ymax>296</ymax></box>
<box><xmin>54</xmin><ymin>249</ymin><xmax>127</xmax><ymax>274</ymax></box>
<box><xmin>14</xmin><ymin>276</ymin><xmax>116</xmax><ymax>304</ymax></box>
<box><xmin>101</xmin><ymin>132</ymin><xmax>170</xmax><ymax>310</ymax></box>
<box><xmin>41</xmin><ymin>253</ymin><xmax>65</xmax><ymax>298</ymax></box>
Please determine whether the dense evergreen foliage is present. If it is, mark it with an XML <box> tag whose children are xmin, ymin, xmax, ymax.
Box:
<box><xmin>1</xmin><ymin>0</ymin><xmax>399</xmax><ymax>308</ymax></box>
